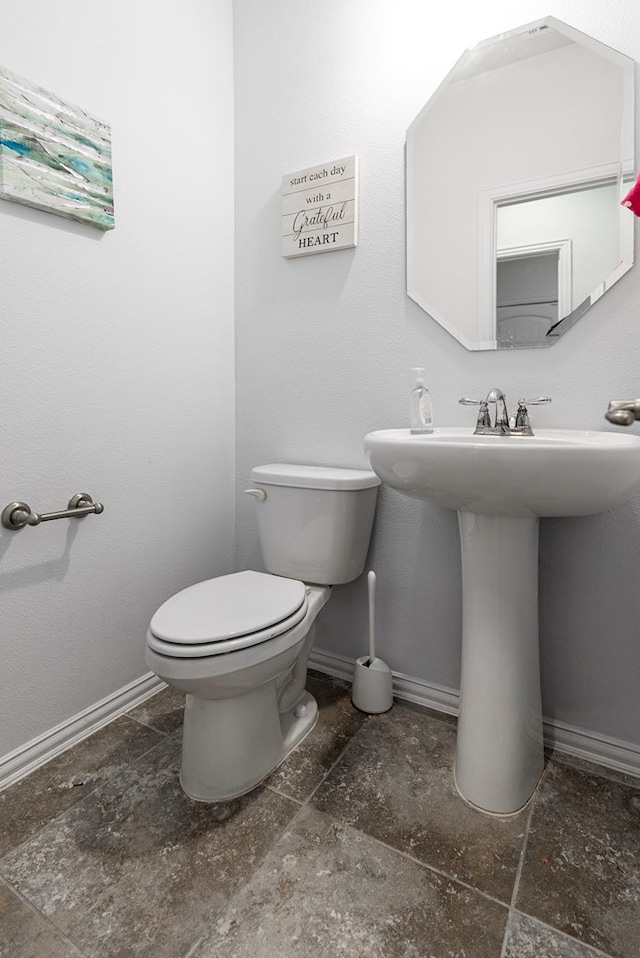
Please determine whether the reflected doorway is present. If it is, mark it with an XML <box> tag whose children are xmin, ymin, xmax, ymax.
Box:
<box><xmin>496</xmin><ymin>250</ymin><xmax>559</xmax><ymax>347</ymax></box>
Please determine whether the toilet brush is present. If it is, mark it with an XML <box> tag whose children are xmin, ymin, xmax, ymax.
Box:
<box><xmin>351</xmin><ymin>571</ymin><xmax>393</xmax><ymax>713</ymax></box>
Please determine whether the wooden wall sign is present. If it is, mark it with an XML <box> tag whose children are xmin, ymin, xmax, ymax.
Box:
<box><xmin>281</xmin><ymin>155</ymin><xmax>358</xmax><ymax>258</ymax></box>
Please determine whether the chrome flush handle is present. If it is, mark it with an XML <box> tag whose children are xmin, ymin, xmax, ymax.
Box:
<box><xmin>244</xmin><ymin>488</ymin><xmax>267</xmax><ymax>501</ymax></box>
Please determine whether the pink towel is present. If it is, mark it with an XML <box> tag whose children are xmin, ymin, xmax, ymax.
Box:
<box><xmin>621</xmin><ymin>172</ymin><xmax>640</xmax><ymax>216</ymax></box>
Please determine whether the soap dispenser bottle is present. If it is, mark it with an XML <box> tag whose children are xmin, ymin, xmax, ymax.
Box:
<box><xmin>409</xmin><ymin>368</ymin><xmax>433</xmax><ymax>434</ymax></box>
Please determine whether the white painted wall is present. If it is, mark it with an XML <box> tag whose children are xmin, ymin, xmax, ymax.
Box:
<box><xmin>3</xmin><ymin>0</ymin><xmax>639</xmax><ymax>771</ymax></box>
<box><xmin>234</xmin><ymin>0</ymin><xmax>640</xmax><ymax>746</ymax></box>
<box><xmin>0</xmin><ymin>0</ymin><xmax>236</xmax><ymax>757</ymax></box>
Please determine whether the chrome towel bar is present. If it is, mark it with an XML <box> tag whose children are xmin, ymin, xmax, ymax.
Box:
<box><xmin>2</xmin><ymin>493</ymin><xmax>104</xmax><ymax>530</ymax></box>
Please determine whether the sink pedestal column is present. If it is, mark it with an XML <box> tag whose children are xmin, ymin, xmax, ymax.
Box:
<box><xmin>455</xmin><ymin>512</ymin><xmax>544</xmax><ymax>814</ymax></box>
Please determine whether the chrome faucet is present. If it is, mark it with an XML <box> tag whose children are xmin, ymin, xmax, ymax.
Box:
<box><xmin>459</xmin><ymin>389</ymin><xmax>551</xmax><ymax>436</ymax></box>
<box><xmin>486</xmin><ymin>387</ymin><xmax>510</xmax><ymax>434</ymax></box>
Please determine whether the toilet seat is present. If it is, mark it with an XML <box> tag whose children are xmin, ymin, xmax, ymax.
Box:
<box><xmin>147</xmin><ymin>570</ymin><xmax>309</xmax><ymax>658</ymax></box>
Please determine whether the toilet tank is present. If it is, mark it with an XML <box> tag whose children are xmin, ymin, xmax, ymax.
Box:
<box><xmin>249</xmin><ymin>464</ymin><xmax>380</xmax><ymax>585</ymax></box>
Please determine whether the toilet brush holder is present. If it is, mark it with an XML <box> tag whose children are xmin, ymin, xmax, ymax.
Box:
<box><xmin>351</xmin><ymin>656</ymin><xmax>393</xmax><ymax>713</ymax></box>
<box><xmin>351</xmin><ymin>570</ymin><xmax>393</xmax><ymax>714</ymax></box>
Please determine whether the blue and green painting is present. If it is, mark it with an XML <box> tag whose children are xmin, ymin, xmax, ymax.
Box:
<box><xmin>0</xmin><ymin>65</ymin><xmax>113</xmax><ymax>231</ymax></box>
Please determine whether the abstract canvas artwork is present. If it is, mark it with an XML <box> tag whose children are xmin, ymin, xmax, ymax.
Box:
<box><xmin>0</xmin><ymin>65</ymin><xmax>113</xmax><ymax>231</ymax></box>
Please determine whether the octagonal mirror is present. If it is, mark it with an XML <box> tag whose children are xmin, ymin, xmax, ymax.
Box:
<box><xmin>406</xmin><ymin>17</ymin><xmax>635</xmax><ymax>350</ymax></box>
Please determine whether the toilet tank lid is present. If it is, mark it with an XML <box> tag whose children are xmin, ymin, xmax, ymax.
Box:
<box><xmin>251</xmin><ymin>463</ymin><xmax>380</xmax><ymax>490</ymax></box>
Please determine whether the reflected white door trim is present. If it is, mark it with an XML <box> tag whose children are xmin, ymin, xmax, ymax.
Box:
<box><xmin>497</xmin><ymin>238</ymin><xmax>573</xmax><ymax>319</ymax></box>
<box><xmin>478</xmin><ymin>161</ymin><xmax>623</xmax><ymax>340</ymax></box>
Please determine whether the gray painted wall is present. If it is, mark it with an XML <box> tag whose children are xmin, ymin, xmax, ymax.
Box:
<box><xmin>3</xmin><ymin>0</ymin><xmax>638</xmax><ymax>771</ymax></box>
<box><xmin>0</xmin><ymin>0</ymin><xmax>236</xmax><ymax>758</ymax></box>
<box><xmin>234</xmin><ymin>0</ymin><xmax>640</xmax><ymax>746</ymax></box>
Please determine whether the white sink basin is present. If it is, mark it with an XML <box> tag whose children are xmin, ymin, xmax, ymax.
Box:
<box><xmin>364</xmin><ymin>427</ymin><xmax>640</xmax><ymax>517</ymax></box>
<box><xmin>363</xmin><ymin>425</ymin><xmax>640</xmax><ymax>814</ymax></box>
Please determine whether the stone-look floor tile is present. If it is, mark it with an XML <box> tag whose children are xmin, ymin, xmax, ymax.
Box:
<box><xmin>504</xmin><ymin>912</ymin><xmax>613</xmax><ymax>958</ymax></box>
<box><xmin>0</xmin><ymin>736</ymin><xmax>299</xmax><ymax>958</ymax></box>
<box><xmin>311</xmin><ymin>702</ymin><xmax>528</xmax><ymax>903</ymax></box>
<box><xmin>191</xmin><ymin>804</ymin><xmax>508</xmax><ymax>958</ymax></box>
<box><xmin>0</xmin><ymin>716</ymin><xmax>164</xmax><ymax>858</ymax></box>
<box><xmin>516</xmin><ymin>761</ymin><xmax>640</xmax><ymax>958</ymax></box>
<box><xmin>126</xmin><ymin>685</ymin><xmax>185</xmax><ymax>736</ymax></box>
<box><xmin>265</xmin><ymin>673</ymin><xmax>368</xmax><ymax>801</ymax></box>
<box><xmin>0</xmin><ymin>879</ymin><xmax>84</xmax><ymax>958</ymax></box>
<box><xmin>544</xmin><ymin>748</ymin><xmax>640</xmax><ymax>793</ymax></box>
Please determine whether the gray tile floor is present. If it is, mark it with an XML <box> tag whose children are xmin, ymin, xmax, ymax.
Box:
<box><xmin>1</xmin><ymin>671</ymin><xmax>639</xmax><ymax>958</ymax></box>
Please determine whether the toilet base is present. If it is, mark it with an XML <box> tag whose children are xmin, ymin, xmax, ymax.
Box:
<box><xmin>180</xmin><ymin>686</ymin><xmax>318</xmax><ymax>802</ymax></box>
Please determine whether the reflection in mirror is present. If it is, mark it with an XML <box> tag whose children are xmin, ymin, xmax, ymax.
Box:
<box><xmin>406</xmin><ymin>17</ymin><xmax>635</xmax><ymax>350</ymax></box>
<box><xmin>496</xmin><ymin>248</ymin><xmax>560</xmax><ymax>347</ymax></box>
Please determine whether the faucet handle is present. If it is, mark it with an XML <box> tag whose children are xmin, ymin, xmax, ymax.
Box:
<box><xmin>517</xmin><ymin>396</ymin><xmax>551</xmax><ymax>407</ymax></box>
<box><xmin>514</xmin><ymin>396</ymin><xmax>551</xmax><ymax>435</ymax></box>
<box><xmin>459</xmin><ymin>398</ymin><xmax>491</xmax><ymax>430</ymax></box>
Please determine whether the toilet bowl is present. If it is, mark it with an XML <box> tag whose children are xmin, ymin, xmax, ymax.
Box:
<box><xmin>145</xmin><ymin>464</ymin><xmax>379</xmax><ymax>802</ymax></box>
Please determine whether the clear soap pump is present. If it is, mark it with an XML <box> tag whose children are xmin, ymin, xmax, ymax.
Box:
<box><xmin>409</xmin><ymin>368</ymin><xmax>433</xmax><ymax>434</ymax></box>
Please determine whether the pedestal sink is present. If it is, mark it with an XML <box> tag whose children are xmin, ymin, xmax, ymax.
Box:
<box><xmin>364</xmin><ymin>427</ymin><xmax>640</xmax><ymax>814</ymax></box>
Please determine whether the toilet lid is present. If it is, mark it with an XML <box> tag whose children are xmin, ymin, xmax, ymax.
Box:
<box><xmin>149</xmin><ymin>570</ymin><xmax>308</xmax><ymax>646</ymax></box>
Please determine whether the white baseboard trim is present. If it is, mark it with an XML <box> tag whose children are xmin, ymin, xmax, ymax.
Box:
<box><xmin>543</xmin><ymin>719</ymin><xmax>640</xmax><ymax>779</ymax></box>
<box><xmin>0</xmin><ymin>672</ymin><xmax>165</xmax><ymax>793</ymax></box>
<box><xmin>4</xmin><ymin>653</ymin><xmax>639</xmax><ymax>794</ymax></box>
<box><xmin>309</xmin><ymin>648</ymin><xmax>640</xmax><ymax>779</ymax></box>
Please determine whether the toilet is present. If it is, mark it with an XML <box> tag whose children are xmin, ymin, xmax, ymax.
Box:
<box><xmin>145</xmin><ymin>463</ymin><xmax>380</xmax><ymax>802</ymax></box>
